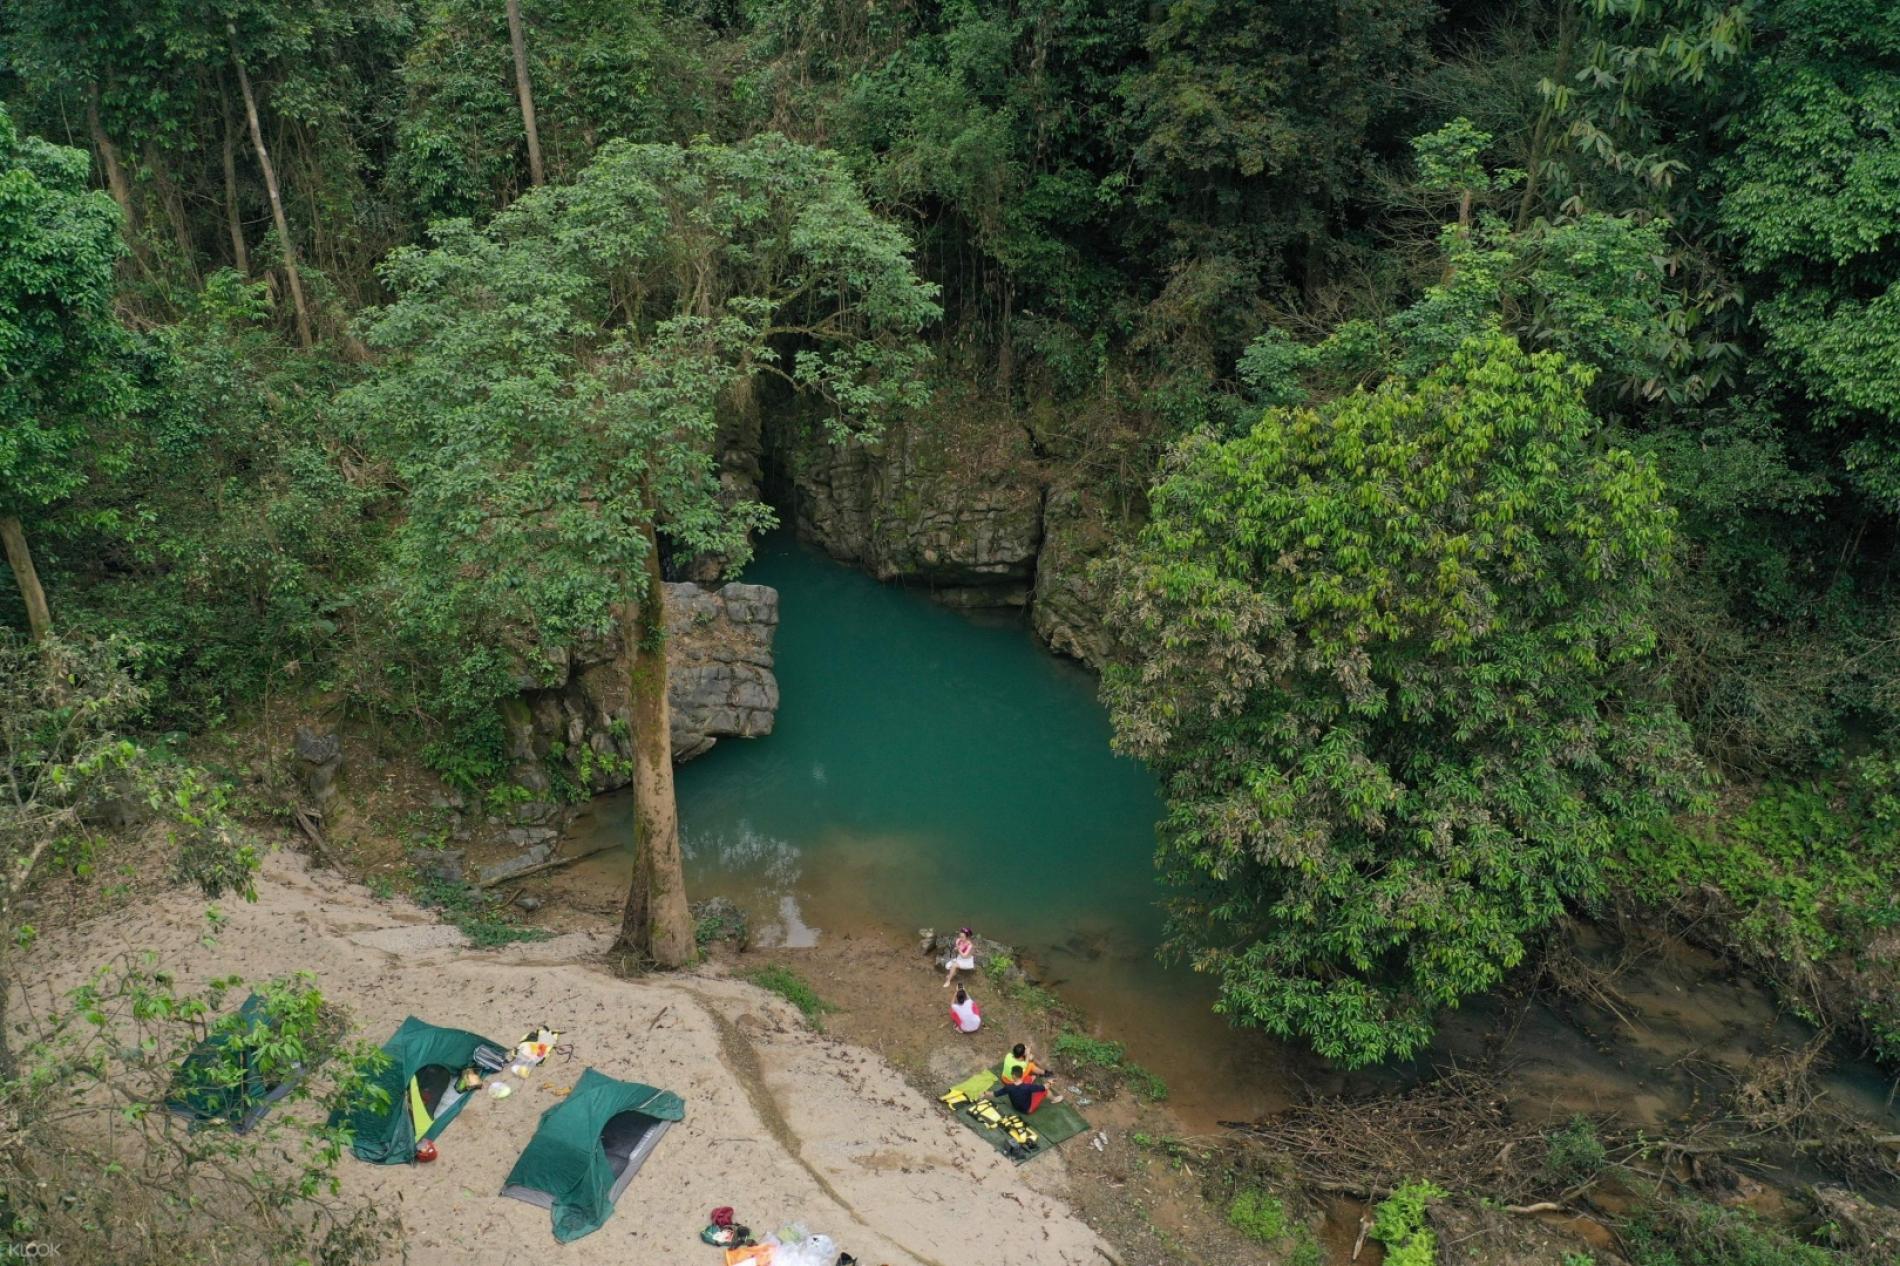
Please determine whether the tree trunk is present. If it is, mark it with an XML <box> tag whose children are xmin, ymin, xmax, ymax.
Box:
<box><xmin>1</xmin><ymin>516</ymin><xmax>52</xmax><ymax>643</ymax></box>
<box><xmin>86</xmin><ymin>85</ymin><xmax>151</xmax><ymax>276</ymax></box>
<box><xmin>86</xmin><ymin>86</ymin><xmax>136</xmax><ymax>228</ymax></box>
<box><xmin>145</xmin><ymin>146</ymin><xmax>200</xmax><ymax>283</ymax></box>
<box><xmin>220</xmin><ymin>87</ymin><xmax>250</xmax><ymax>276</ymax></box>
<box><xmin>506</xmin><ymin>0</ymin><xmax>546</xmax><ymax>188</ymax></box>
<box><xmin>228</xmin><ymin>27</ymin><xmax>314</xmax><ymax>349</ymax></box>
<box><xmin>0</xmin><ymin>958</ymin><xmax>13</xmax><ymax>1081</ymax></box>
<box><xmin>613</xmin><ymin>529</ymin><xmax>694</xmax><ymax>968</ymax></box>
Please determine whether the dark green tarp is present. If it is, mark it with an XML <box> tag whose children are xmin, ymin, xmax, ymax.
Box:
<box><xmin>938</xmin><ymin>1066</ymin><xmax>1091</xmax><ymax>1163</ymax></box>
<box><xmin>500</xmin><ymin>1067</ymin><xmax>686</xmax><ymax>1242</ymax></box>
<box><xmin>332</xmin><ymin>1016</ymin><xmax>505</xmax><ymax>1164</ymax></box>
<box><xmin>166</xmin><ymin>993</ymin><xmax>300</xmax><ymax>1134</ymax></box>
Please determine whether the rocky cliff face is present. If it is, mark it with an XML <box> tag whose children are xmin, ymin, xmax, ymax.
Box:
<box><xmin>788</xmin><ymin>413</ymin><xmax>1046</xmax><ymax>609</ymax></box>
<box><xmin>503</xmin><ymin>581</ymin><xmax>780</xmax><ymax>805</ymax></box>
<box><xmin>1031</xmin><ymin>484</ymin><xmax>1116</xmax><ymax>665</ymax></box>
<box><xmin>772</xmin><ymin>402</ymin><xmax>1124</xmax><ymax>664</ymax></box>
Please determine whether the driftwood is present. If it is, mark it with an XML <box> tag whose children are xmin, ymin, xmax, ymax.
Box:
<box><xmin>291</xmin><ymin>806</ymin><xmax>340</xmax><ymax>869</ymax></box>
<box><xmin>476</xmin><ymin>840</ymin><xmax>618</xmax><ymax>888</ymax></box>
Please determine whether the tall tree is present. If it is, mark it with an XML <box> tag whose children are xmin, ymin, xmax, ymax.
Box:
<box><xmin>504</xmin><ymin>0</ymin><xmax>545</xmax><ymax>187</ymax></box>
<box><xmin>227</xmin><ymin>21</ymin><xmax>313</xmax><ymax>349</ymax></box>
<box><xmin>0</xmin><ymin>107</ymin><xmax>131</xmax><ymax>640</ymax></box>
<box><xmin>351</xmin><ymin>135</ymin><xmax>937</xmax><ymax>966</ymax></box>
<box><xmin>1102</xmin><ymin>333</ymin><xmax>1696</xmax><ymax>1066</ymax></box>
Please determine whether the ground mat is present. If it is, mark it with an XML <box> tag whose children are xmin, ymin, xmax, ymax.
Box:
<box><xmin>938</xmin><ymin>1067</ymin><xmax>1089</xmax><ymax>1163</ymax></box>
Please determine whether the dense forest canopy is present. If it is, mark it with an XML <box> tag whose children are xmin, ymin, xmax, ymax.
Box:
<box><xmin>1</xmin><ymin>0</ymin><xmax>1896</xmax><ymax>1066</ymax></box>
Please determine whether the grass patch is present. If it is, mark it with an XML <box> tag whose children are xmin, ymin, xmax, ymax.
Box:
<box><xmin>746</xmin><ymin>965</ymin><xmax>836</xmax><ymax>1024</ymax></box>
<box><xmin>1053</xmin><ymin>1029</ymin><xmax>1168</xmax><ymax>1102</ymax></box>
<box><xmin>1227</xmin><ymin>1187</ymin><xmax>1289</xmax><ymax>1242</ymax></box>
<box><xmin>411</xmin><ymin>874</ymin><xmax>551</xmax><ymax>948</ymax></box>
<box><xmin>1225</xmin><ymin>1184</ymin><xmax>1320</xmax><ymax>1262</ymax></box>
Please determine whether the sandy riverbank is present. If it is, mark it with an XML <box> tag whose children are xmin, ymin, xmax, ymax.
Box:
<box><xmin>17</xmin><ymin>848</ymin><xmax>1116</xmax><ymax>1266</ymax></box>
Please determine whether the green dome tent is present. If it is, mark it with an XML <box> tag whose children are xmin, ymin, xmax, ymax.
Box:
<box><xmin>500</xmin><ymin>1068</ymin><xmax>686</xmax><ymax>1242</ymax></box>
<box><xmin>333</xmin><ymin>1016</ymin><xmax>505</xmax><ymax>1164</ymax></box>
<box><xmin>166</xmin><ymin>993</ymin><xmax>301</xmax><ymax>1134</ymax></box>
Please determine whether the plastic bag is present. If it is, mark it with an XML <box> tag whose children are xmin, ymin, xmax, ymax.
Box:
<box><xmin>770</xmin><ymin>1235</ymin><xmax>837</xmax><ymax>1266</ymax></box>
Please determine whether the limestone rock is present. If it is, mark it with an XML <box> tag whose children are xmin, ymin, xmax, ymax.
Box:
<box><xmin>692</xmin><ymin>896</ymin><xmax>749</xmax><ymax>948</ymax></box>
<box><xmin>412</xmin><ymin>849</ymin><xmax>466</xmax><ymax>886</ymax></box>
<box><xmin>475</xmin><ymin>842</ymin><xmax>555</xmax><ymax>885</ymax></box>
<box><xmin>1031</xmin><ymin>484</ymin><xmax>1117</xmax><ymax>667</ymax></box>
<box><xmin>923</xmin><ymin>928</ymin><xmax>1015</xmax><ymax>973</ymax></box>
<box><xmin>787</xmin><ymin>410</ymin><xmax>1044</xmax><ymax>607</ymax></box>
<box><xmin>501</xmin><ymin>581</ymin><xmax>781</xmax><ymax>802</ymax></box>
<box><xmin>292</xmin><ymin>726</ymin><xmax>343</xmax><ymax>806</ymax></box>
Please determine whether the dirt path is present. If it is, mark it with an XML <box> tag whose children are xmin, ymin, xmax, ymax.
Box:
<box><xmin>19</xmin><ymin>849</ymin><xmax>1115</xmax><ymax>1266</ymax></box>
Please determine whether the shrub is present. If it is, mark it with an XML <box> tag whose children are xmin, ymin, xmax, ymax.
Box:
<box><xmin>1227</xmin><ymin>1187</ymin><xmax>1289</xmax><ymax>1243</ymax></box>
<box><xmin>1</xmin><ymin>964</ymin><xmax>397</xmax><ymax>1264</ymax></box>
<box><xmin>1544</xmin><ymin>1115</ymin><xmax>1608</xmax><ymax>1185</ymax></box>
<box><xmin>1623</xmin><ymin>1200</ymin><xmax>1844</xmax><ymax>1266</ymax></box>
<box><xmin>1371</xmin><ymin>1180</ymin><xmax>1446</xmax><ymax>1266</ymax></box>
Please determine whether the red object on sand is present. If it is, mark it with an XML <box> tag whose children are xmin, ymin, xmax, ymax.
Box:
<box><xmin>415</xmin><ymin>1140</ymin><xmax>438</xmax><ymax>1163</ymax></box>
<box><xmin>710</xmin><ymin>1207</ymin><xmax>734</xmax><ymax>1227</ymax></box>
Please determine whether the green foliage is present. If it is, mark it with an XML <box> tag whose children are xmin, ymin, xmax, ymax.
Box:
<box><xmin>348</xmin><ymin>133</ymin><xmax>936</xmax><ymax>771</ymax></box>
<box><xmin>1103</xmin><ymin>333</ymin><xmax>1697</xmax><ymax>1066</ymax></box>
<box><xmin>392</xmin><ymin>0</ymin><xmax>708</xmax><ymax>221</ymax></box>
<box><xmin>1609</xmin><ymin>761</ymin><xmax>1900</xmax><ymax>965</ymax></box>
<box><xmin>0</xmin><ymin>104</ymin><xmax>133</xmax><ymax>630</ymax></box>
<box><xmin>745</xmin><ymin>965</ymin><xmax>834</xmax><ymax>1024</ymax></box>
<box><xmin>0</xmin><ymin>635</ymin><xmax>256</xmax><ymax>937</ymax></box>
<box><xmin>1225</xmin><ymin>1187</ymin><xmax>1288</xmax><ymax>1243</ymax></box>
<box><xmin>49</xmin><ymin>270</ymin><xmax>377</xmax><ymax>726</ymax></box>
<box><xmin>1052</xmin><ymin>1029</ymin><xmax>1167</xmax><ymax>1102</ymax></box>
<box><xmin>1543</xmin><ymin>1115</ymin><xmax>1608</xmax><ymax>1185</ymax></box>
<box><xmin>1623</xmin><ymin>1199</ymin><xmax>1844</xmax><ymax>1266</ymax></box>
<box><xmin>3</xmin><ymin>963</ymin><xmax>395</xmax><ymax>1263</ymax></box>
<box><xmin>1715</xmin><ymin>0</ymin><xmax>1900</xmax><ymax>514</ymax></box>
<box><xmin>409</xmin><ymin>875</ymin><xmax>550</xmax><ymax>949</ymax></box>
<box><xmin>1370</xmin><ymin>1181</ymin><xmax>1445</xmax><ymax>1266</ymax></box>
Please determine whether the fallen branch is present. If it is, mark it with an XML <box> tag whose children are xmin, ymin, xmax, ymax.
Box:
<box><xmin>478</xmin><ymin>839</ymin><xmax>617</xmax><ymax>888</ymax></box>
<box><xmin>291</xmin><ymin>806</ymin><xmax>339</xmax><ymax>868</ymax></box>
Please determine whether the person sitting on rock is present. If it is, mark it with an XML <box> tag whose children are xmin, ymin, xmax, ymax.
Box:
<box><xmin>943</xmin><ymin>927</ymin><xmax>976</xmax><ymax>988</ymax></box>
<box><xmin>950</xmin><ymin>987</ymin><xmax>982</xmax><ymax>1034</ymax></box>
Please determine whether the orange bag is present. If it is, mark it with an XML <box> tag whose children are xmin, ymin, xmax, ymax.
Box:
<box><xmin>725</xmin><ymin>1246</ymin><xmax>773</xmax><ymax>1266</ymax></box>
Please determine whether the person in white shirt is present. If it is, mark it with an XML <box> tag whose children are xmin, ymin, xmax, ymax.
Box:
<box><xmin>949</xmin><ymin>986</ymin><xmax>982</xmax><ymax>1034</ymax></box>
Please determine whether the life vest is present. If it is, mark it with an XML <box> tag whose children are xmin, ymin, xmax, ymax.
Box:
<box><xmin>1001</xmin><ymin>1052</ymin><xmax>1030</xmax><ymax>1083</ymax></box>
